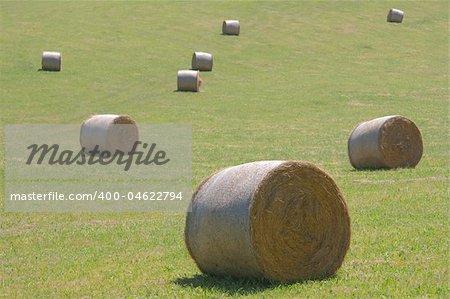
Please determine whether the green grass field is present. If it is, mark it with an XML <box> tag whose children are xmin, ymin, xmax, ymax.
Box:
<box><xmin>1</xmin><ymin>1</ymin><xmax>448</xmax><ymax>298</ymax></box>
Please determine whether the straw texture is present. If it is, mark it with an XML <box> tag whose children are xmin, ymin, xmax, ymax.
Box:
<box><xmin>177</xmin><ymin>70</ymin><xmax>201</xmax><ymax>92</ymax></box>
<box><xmin>185</xmin><ymin>160</ymin><xmax>351</xmax><ymax>282</ymax></box>
<box><xmin>80</xmin><ymin>114</ymin><xmax>139</xmax><ymax>154</ymax></box>
<box><xmin>191</xmin><ymin>52</ymin><xmax>213</xmax><ymax>71</ymax></box>
<box><xmin>387</xmin><ymin>8</ymin><xmax>404</xmax><ymax>23</ymax></box>
<box><xmin>41</xmin><ymin>51</ymin><xmax>61</xmax><ymax>71</ymax></box>
<box><xmin>222</xmin><ymin>20</ymin><xmax>240</xmax><ymax>35</ymax></box>
<box><xmin>348</xmin><ymin>115</ymin><xmax>423</xmax><ymax>169</ymax></box>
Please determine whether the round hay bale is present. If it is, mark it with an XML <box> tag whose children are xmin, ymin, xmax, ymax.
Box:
<box><xmin>387</xmin><ymin>8</ymin><xmax>404</xmax><ymax>23</ymax></box>
<box><xmin>185</xmin><ymin>160</ymin><xmax>351</xmax><ymax>282</ymax></box>
<box><xmin>80</xmin><ymin>114</ymin><xmax>139</xmax><ymax>155</ymax></box>
<box><xmin>42</xmin><ymin>51</ymin><xmax>61</xmax><ymax>71</ymax></box>
<box><xmin>222</xmin><ymin>20</ymin><xmax>240</xmax><ymax>35</ymax></box>
<box><xmin>348</xmin><ymin>115</ymin><xmax>423</xmax><ymax>169</ymax></box>
<box><xmin>191</xmin><ymin>52</ymin><xmax>213</xmax><ymax>71</ymax></box>
<box><xmin>177</xmin><ymin>70</ymin><xmax>201</xmax><ymax>92</ymax></box>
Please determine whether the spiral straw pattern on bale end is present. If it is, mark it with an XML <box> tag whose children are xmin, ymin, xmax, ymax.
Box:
<box><xmin>112</xmin><ymin>115</ymin><xmax>136</xmax><ymax>125</ymax></box>
<box><xmin>185</xmin><ymin>160</ymin><xmax>351</xmax><ymax>282</ymax></box>
<box><xmin>348</xmin><ymin>115</ymin><xmax>423</xmax><ymax>169</ymax></box>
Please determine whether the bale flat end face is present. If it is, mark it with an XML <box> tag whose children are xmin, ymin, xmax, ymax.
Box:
<box><xmin>41</xmin><ymin>51</ymin><xmax>61</xmax><ymax>71</ymax></box>
<box><xmin>250</xmin><ymin>161</ymin><xmax>351</xmax><ymax>282</ymax></box>
<box><xmin>380</xmin><ymin>116</ymin><xmax>423</xmax><ymax>168</ymax></box>
<box><xmin>387</xmin><ymin>9</ymin><xmax>404</xmax><ymax>23</ymax></box>
<box><xmin>112</xmin><ymin>115</ymin><xmax>136</xmax><ymax>125</ymax></box>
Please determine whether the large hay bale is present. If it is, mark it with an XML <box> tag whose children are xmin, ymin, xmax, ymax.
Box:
<box><xmin>185</xmin><ymin>160</ymin><xmax>351</xmax><ymax>282</ymax></box>
<box><xmin>41</xmin><ymin>51</ymin><xmax>61</xmax><ymax>71</ymax></box>
<box><xmin>348</xmin><ymin>115</ymin><xmax>423</xmax><ymax>169</ymax></box>
<box><xmin>177</xmin><ymin>70</ymin><xmax>201</xmax><ymax>92</ymax></box>
<box><xmin>222</xmin><ymin>20</ymin><xmax>240</xmax><ymax>35</ymax></box>
<box><xmin>387</xmin><ymin>8</ymin><xmax>404</xmax><ymax>23</ymax></box>
<box><xmin>80</xmin><ymin>114</ymin><xmax>139</xmax><ymax>154</ymax></box>
<box><xmin>191</xmin><ymin>52</ymin><xmax>213</xmax><ymax>71</ymax></box>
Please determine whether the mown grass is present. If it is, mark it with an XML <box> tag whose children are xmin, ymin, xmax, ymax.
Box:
<box><xmin>1</xmin><ymin>1</ymin><xmax>448</xmax><ymax>298</ymax></box>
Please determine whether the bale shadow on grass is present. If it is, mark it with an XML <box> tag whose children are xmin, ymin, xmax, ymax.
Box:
<box><xmin>173</xmin><ymin>90</ymin><xmax>199</xmax><ymax>92</ymax></box>
<box><xmin>37</xmin><ymin>68</ymin><xmax>58</xmax><ymax>72</ymax></box>
<box><xmin>350</xmin><ymin>167</ymin><xmax>396</xmax><ymax>172</ymax></box>
<box><xmin>174</xmin><ymin>273</ymin><xmax>336</xmax><ymax>296</ymax></box>
<box><xmin>174</xmin><ymin>274</ymin><xmax>278</xmax><ymax>295</ymax></box>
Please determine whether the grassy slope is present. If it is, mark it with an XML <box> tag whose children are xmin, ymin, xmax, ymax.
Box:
<box><xmin>0</xmin><ymin>1</ymin><xmax>448</xmax><ymax>298</ymax></box>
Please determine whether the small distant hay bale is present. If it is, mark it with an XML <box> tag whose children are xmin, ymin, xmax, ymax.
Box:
<box><xmin>185</xmin><ymin>160</ymin><xmax>351</xmax><ymax>282</ymax></box>
<box><xmin>348</xmin><ymin>115</ymin><xmax>423</xmax><ymax>169</ymax></box>
<box><xmin>177</xmin><ymin>70</ymin><xmax>201</xmax><ymax>92</ymax></box>
<box><xmin>387</xmin><ymin>8</ymin><xmax>404</xmax><ymax>23</ymax></box>
<box><xmin>42</xmin><ymin>51</ymin><xmax>61</xmax><ymax>71</ymax></box>
<box><xmin>191</xmin><ymin>52</ymin><xmax>213</xmax><ymax>71</ymax></box>
<box><xmin>80</xmin><ymin>114</ymin><xmax>139</xmax><ymax>154</ymax></box>
<box><xmin>222</xmin><ymin>20</ymin><xmax>240</xmax><ymax>35</ymax></box>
